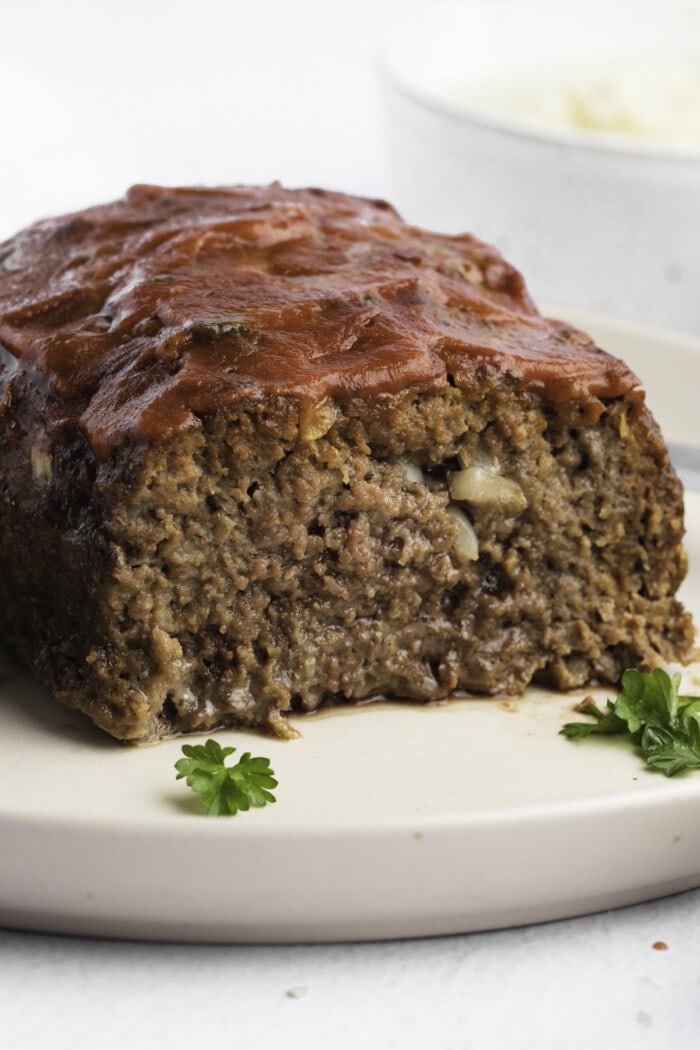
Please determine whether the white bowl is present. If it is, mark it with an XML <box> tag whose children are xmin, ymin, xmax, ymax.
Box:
<box><xmin>380</xmin><ymin>0</ymin><xmax>700</xmax><ymax>335</ymax></box>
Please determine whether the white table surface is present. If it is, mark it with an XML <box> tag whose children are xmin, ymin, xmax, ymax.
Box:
<box><xmin>2</xmin><ymin>2</ymin><xmax>700</xmax><ymax>1046</ymax></box>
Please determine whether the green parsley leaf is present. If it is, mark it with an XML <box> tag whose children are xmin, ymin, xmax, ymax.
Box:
<box><xmin>561</xmin><ymin>668</ymin><xmax>700</xmax><ymax>776</ymax></box>
<box><xmin>188</xmin><ymin>317</ymin><xmax>246</xmax><ymax>341</ymax></box>
<box><xmin>562</xmin><ymin>697</ymin><xmax>628</xmax><ymax>737</ymax></box>
<box><xmin>175</xmin><ymin>738</ymin><xmax>278</xmax><ymax>815</ymax></box>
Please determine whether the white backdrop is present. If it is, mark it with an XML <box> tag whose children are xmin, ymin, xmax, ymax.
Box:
<box><xmin>1</xmin><ymin>0</ymin><xmax>419</xmax><ymax>237</ymax></box>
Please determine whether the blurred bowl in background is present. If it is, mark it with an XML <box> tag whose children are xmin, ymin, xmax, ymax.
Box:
<box><xmin>380</xmin><ymin>0</ymin><xmax>700</xmax><ymax>335</ymax></box>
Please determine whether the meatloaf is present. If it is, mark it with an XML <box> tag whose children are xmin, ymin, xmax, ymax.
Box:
<box><xmin>0</xmin><ymin>183</ymin><xmax>693</xmax><ymax>743</ymax></box>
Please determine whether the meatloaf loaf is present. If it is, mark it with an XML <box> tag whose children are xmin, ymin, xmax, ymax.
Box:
<box><xmin>0</xmin><ymin>183</ymin><xmax>694</xmax><ymax>743</ymax></box>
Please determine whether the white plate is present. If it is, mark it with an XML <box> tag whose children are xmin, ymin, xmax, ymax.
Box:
<box><xmin>1</xmin><ymin>308</ymin><xmax>700</xmax><ymax>943</ymax></box>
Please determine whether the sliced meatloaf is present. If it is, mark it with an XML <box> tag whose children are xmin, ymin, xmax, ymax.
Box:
<box><xmin>0</xmin><ymin>184</ymin><xmax>693</xmax><ymax>742</ymax></box>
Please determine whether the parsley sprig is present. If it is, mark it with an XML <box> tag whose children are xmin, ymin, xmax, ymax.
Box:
<box><xmin>175</xmin><ymin>738</ymin><xmax>278</xmax><ymax>815</ymax></box>
<box><xmin>561</xmin><ymin>668</ymin><xmax>700</xmax><ymax>776</ymax></box>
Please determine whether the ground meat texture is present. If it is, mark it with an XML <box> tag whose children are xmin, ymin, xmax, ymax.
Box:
<box><xmin>0</xmin><ymin>384</ymin><xmax>692</xmax><ymax>743</ymax></box>
<box><xmin>0</xmin><ymin>185</ymin><xmax>693</xmax><ymax>742</ymax></box>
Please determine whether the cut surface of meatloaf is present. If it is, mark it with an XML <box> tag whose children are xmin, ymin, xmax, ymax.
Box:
<box><xmin>0</xmin><ymin>183</ymin><xmax>694</xmax><ymax>743</ymax></box>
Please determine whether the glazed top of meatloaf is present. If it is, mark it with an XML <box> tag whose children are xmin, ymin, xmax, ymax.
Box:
<box><xmin>0</xmin><ymin>183</ymin><xmax>639</xmax><ymax>460</ymax></box>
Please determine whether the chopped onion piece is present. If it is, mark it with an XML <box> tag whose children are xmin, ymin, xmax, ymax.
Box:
<box><xmin>449</xmin><ymin>466</ymin><xmax>526</xmax><ymax>512</ymax></box>
<box><xmin>446</xmin><ymin>505</ymin><xmax>479</xmax><ymax>563</ymax></box>
<box><xmin>398</xmin><ymin>459</ymin><xmax>425</xmax><ymax>485</ymax></box>
<box><xmin>457</xmin><ymin>447</ymin><xmax>500</xmax><ymax>471</ymax></box>
<box><xmin>299</xmin><ymin>397</ymin><xmax>338</xmax><ymax>440</ymax></box>
<box><xmin>30</xmin><ymin>445</ymin><xmax>52</xmax><ymax>483</ymax></box>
